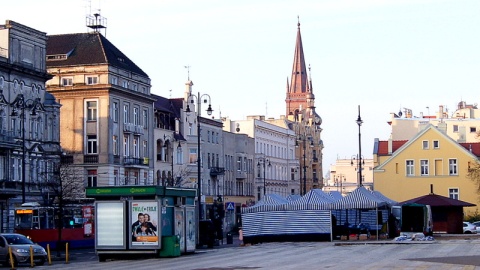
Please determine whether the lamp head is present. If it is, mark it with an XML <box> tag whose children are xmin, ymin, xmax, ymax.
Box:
<box><xmin>206</xmin><ymin>104</ymin><xmax>213</xmax><ymax>116</ymax></box>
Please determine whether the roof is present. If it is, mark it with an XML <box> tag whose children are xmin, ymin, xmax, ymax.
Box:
<box><xmin>459</xmin><ymin>142</ymin><xmax>480</xmax><ymax>157</ymax></box>
<box><xmin>46</xmin><ymin>32</ymin><xmax>148</xmax><ymax>77</ymax></box>
<box><xmin>400</xmin><ymin>193</ymin><xmax>476</xmax><ymax>207</ymax></box>
<box><xmin>375</xmin><ymin>140</ymin><xmax>408</xmax><ymax>155</ymax></box>
<box><xmin>330</xmin><ymin>186</ymin><xmax>390</xmax><ymax>210</ymax></box>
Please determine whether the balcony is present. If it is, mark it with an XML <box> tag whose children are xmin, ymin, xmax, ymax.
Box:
<box><xmin>84</xmin><ymin>155</ymin><xmax>98</xmax><ymax>164</ymax></box>
<box><xmin>123</xmin><ymin>123</ymin><xmax>144</xmax><ymax>135</ymax></box>
<box><xmin>113</xmin><ymin>155</ymin><xmax>120</xmax><ymax>164</ymax></box>
<box><xmin>236</xmin><ymin>171</ymin><xmax>247</xmax><ymax>179</ymax></box>
<box><xmin>313</xmin><ymin>177</ymin><xmax>319</xmax><ymax>183</ymax></box>
<box><xmin>124</xmin><ymin>157</ymin><xmax>149</xmax><ymax>166</ymax></box>
<box><xmin>61</xmin><ymin>155</ymin><xmax>74</xmax><ymax>164</ymax></box>
<box><xmin>312</xmin><ymin>156</ymin><xmax>319</xmax><ymax>163</ymax></box>
<box><xmin>210</xmin><ymin>167</ymin><xmax>225</xmax><ymax>176</ymax></box>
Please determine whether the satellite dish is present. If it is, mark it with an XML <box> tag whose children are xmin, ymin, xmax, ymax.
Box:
<box><xmin>398</xmin><ymin>111</ymin><xmax>403</xmax><ymax>117</ymax></box>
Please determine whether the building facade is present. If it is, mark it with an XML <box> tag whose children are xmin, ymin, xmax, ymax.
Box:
<box><xmin>45</xmin><ymin>31</ymin><xmax>155</xmax><ymax>189</ymax></box>
<box><xmin>374</xmin><ymin>125</ymin><xmax>480</xmax><ymax>216</ymax></box>
<box><xmin>323</xmin><ymin>158</ymin><xmax>374</xmax><ymax>195</ymax></box>
<box><xmin>0</xmin><ymin>20</ymin><xmax>61</xmax><ymax>232</ymax></box>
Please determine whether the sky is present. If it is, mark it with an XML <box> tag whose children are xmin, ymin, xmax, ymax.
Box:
<box><xmin>4</xmin><ymin>0</ymin><xmax>480</xmax><ymax>179</ymax></box>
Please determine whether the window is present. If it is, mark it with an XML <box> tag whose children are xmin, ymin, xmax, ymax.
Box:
<box><xmin>449</xmin><ymin>159</ymin><xmax>458</xmax><ymax>175</ymax></box>
<box><xmin>87</xmin><ymin>170</ymin><xmax>97</xmax><ymax>187</ymax></box>
<box><xmin>453</xmin><ymin>125</ymin><xmax>459</xmax><ymax>132</ymax></box>
<box><xmin>143</xmin><ymin>140</ymin><xmax>148</xmax><ymax>157</ymax></box>
<box><xmin>237</xmin><ymin>157</ymin><xmax>242</xmax><ymax>172</ymax></box>
<box><xmin>86</xmin><ymin>135</ymin><xmax>97</xmax><ymax>154</ymax></box>
<box><xmin>133</xmin><ymin>107</ymin><xmax>139</xmax><ymax>125</ymax></box>
<box><xmin>243</xmin><ymin>157</ymin><xmax>247</xmax><ymax>172</ymax></box>
<box><xmin>471</xmin><ymin>127</ymin><xmax>477</xmax><ymax>133</ymax></box>
<box><xmin>113</xmin><ymin>135</ymin><xmax>119</xmax><ymax>155</ymax></box>
<box><xmin>207</xmin><ymin>131</ymin><xmax>211</xmax><ymax>143</ymax></box>
<box><xmin>433</xmin><ymin>140</ymin><xmax>439</xmax><ymax>149</ymax></box>
<box><xmin>189</xmin><ymin>148</ymin><xmax>197</xmax><ymax>164</ymax></box>
<box><xmin>124</xmin><ymin>135</ymin><xmax>129</xmax><ymax>157</ymax></box>
<box><xmin>133</xmin><ymin>137</ymin><xmax>139</xmax><ymax>157</ymax></box>
<box><xmin>122</xmin><ymin>81</ymin><xmax>128</xmax><ymax>88</ymax></box>
<box><xmin>123</xmin><ymin>104</ymin><xmax>129</xmax><ymax>124</ymax></box>
<box><xmin>176</xmin><ymin>147</ymin><xmax>183</xmax><ymax>165</ymax></box>
<box><xmin>61</xmin><ymin>77</ymin><xmax>73</xmax><ymax>86</ymax></box>
<box><xmin>86</xmin><ymin>76</ymin><xmax>98</xmax><ymax>85</ymax></box>
<box><xmin>421</xmin><ymin>160</ymin><xmax>429</xmax><ymax>175</ymax></box>
<box><xmin>422</xmin><ymin>140</ymin><xmax>429</xmax><ymax>150</ymax></box>
<box><xmin>406</xmin><ymin>160</ymin><xmax>414</xmax><ymax>176</ymax></box>
<box><xmin>112</xmin><ymin>102</ymin><xmax>119</xmax><ymax>122</ymax></box>
<box><xmin>449</xmin><ymin>188</ymin><xmax>459</xmax><ymax>200</ymax></box>
<box><xmin>132</xmin><ymin>84</ymin><xmax>137</xmax><ymax>91</ymax></box>
<box><xmin>86</xmin><ymin>101</ymin><xmax>97</xmax><ymax>121</ymax></box>
<box><xmin>207</xmin><ymin>153</ymin><xmax>211</xmax><ymax>168</ymax></box>
<box><xmin>111</xmin><ymin>77</ymin><xmax>118</xmax><ymax>85</ymax></box>
<box><xmin>143</xmin><ymin>109</ymin><xmax>148</xmax><ymax>128</ymax></box>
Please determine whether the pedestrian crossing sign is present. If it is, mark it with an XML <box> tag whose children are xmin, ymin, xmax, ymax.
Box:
<box><xmin>226</xmin><ymin>202</ymin><xmax>235</xmax><ymax>211</ymax></box>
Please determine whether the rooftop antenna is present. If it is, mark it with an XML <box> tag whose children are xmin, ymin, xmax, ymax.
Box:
<box><xmin>265</xmin><ymin>102</ymin><xmax>268</xmax><ymax>117</ymax></box>
<box><xmin>169</xmin><ymin>89</ymin><xmax>172</xmax><ymax>98</ymax></box>
<box><xmin>85</xmin><ymin>0</ymin><xmax>107</xmax><ymax>36</ymax></box>
<box><xmin>184</xmin><ymin>65</ymin><xmax>191</xmax><ymax>81</ymax></box>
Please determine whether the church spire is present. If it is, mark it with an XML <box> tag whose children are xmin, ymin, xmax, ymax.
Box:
<box><xmin>286</xmin><ymin>18</ymin><xmax>312</xmax><ymax>117</ymax></box>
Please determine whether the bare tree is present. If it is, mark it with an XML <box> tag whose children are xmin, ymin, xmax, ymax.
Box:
<box><xmin>172</xmin><ymin>166</ymin><xmax>193</xmax><ymax>187</ymax></box>
<box><xmin>38</xmin><ymin>160</ymin><xmax>84</xmax><ymax>256</ymax></box>
<box><xmin>467</xmin><ymin>160</ymin><xmax>480</xmax><ymax>196</ymax></box>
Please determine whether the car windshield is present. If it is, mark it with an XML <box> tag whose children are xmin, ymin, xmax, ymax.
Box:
<box><xmin>3</xmin><ymin>235</ymin><xmax>33</xmax><ymax>245</ymax></box>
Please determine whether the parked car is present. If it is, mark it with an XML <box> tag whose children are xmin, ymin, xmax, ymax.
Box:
<box><xmin>463</xmin><ymin>222</ymin><xmax>477</xmax><ymax>234</ymax></box>
<box><xmin>0</xmin><ymin>233</ymin><xmax>47</xmax><ymax>266</ymax></box>
<box><xmin>472</xmin><ymin>221</ymin><xmax>480</xmax><ymax>233</ymax></box>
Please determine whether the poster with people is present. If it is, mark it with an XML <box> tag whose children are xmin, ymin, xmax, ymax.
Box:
<box><xmin>130</xmin><ymin>201</ymin><xmax>160</xmax><ymax>247</ymax></box>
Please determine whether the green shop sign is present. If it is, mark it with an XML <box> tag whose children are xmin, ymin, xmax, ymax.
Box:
<box><xmin>86</xmin><ymin>186</ymin><xmax>158</xmax><ymax>197</ymax></box>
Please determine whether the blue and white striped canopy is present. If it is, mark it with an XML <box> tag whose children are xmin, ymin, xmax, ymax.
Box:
<box><xmin>330</xmin><ymin>186</ymin><xmax>388</xmax><ymax>210</ymax></box>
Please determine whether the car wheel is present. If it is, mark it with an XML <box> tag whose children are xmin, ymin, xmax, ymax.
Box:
<box><xmin>36</xmin><ymin>258</ymin><xmax>46</xmax><ymax>266</ymax></box>
<box><xmin>465</xmin><ymin>231</ymin><xmax>472</xmax><ymax>234</ymax></box>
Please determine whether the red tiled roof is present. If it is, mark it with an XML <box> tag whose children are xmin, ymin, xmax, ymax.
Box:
<box><xmin>376</xmin><ymin>140</ymin><xmax>408</xmax><ymax>155</ymax></box>
<box><xmin>459</xmin><ymin>142</ymin><xmax>480</xmax><ymax>157</ymax></box>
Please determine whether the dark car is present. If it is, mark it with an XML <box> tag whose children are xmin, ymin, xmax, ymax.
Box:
<box><xmin>0</xmin><ymin>233</ymin><xmax>47</xmax><ymax>266</ymax></box>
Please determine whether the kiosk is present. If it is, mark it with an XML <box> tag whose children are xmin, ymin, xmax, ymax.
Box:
<box><xmin>85</xmin><ymin>186</ymin><xmax>196</xmax><ymax>261</ymax></box>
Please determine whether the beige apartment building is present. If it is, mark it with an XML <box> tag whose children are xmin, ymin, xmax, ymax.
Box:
<box><xmin>324</xmin><ymin>158</ymin><xmax>374</xmax><ymax>195</ymax></box>
<box><xmin>45</xmin><ymin>31</ymin><xmax>155</xmax><ymax>188</ymax></box>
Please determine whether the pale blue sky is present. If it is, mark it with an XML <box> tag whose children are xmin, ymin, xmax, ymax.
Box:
<box><xmin>5</xmin><ymin>0</ymin><xmax>480</xmax><ymax>178</ymax></box>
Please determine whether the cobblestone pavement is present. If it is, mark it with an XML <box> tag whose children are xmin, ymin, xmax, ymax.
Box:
<box><xmin>21</xmin><ymin>236</ymin><xmax>480</xmax><ymax>270</ymax></box>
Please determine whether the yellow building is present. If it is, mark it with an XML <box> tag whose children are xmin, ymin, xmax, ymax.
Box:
<box><xmin>374</xmin><ymin>124</ymin><xmax>480</xmax><ymax>215</ymax></box>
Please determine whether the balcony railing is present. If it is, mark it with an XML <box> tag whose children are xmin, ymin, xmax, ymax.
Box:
<box><xmin>124</xmin><ymin>157</ymin><xmax>149</xmax><ymax>166</ymax></box>
<box><xmin>210</xmin><ymin>167</ymin><xmax>225</xmax><ymax>176</ymax></box>
<box><xmin>123</xmin><ymin>123</ymin><xmax>144</xmax><ymax>135</ymax></box>
<box><xmin>84</xmin><ymin>155</ymin><xmax>98</xmax><ymax>164</ymax></box>
<box><xmin>312</xmin><ymin>157</ymin><xmax>318</xmax><ymax>163</ymax></box>
<box><xmin>61</xmin><ymin>155</ymin><xmax>74</xmax><ymax>164</ymax></box>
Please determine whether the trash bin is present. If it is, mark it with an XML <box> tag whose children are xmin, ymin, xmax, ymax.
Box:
<box><xmin>159</xmin><ymin>235</ymin><xmax>181</xmax><ymax>257</ymax></box>
<box><xmin>226</xmin><ymin>232</ymin><xmax>233</xmax><ymax>244</ymax></box>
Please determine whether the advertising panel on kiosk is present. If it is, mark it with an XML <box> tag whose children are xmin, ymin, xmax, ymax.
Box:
<box><xmin>130</xmin><ymin>201</ymin><xmax>161</xmax><ymax>249</ymax></box>
<box><xmin>95</xmin><ymin>201</ymin><xmax>126</xmax><ymax>249</ymax></box>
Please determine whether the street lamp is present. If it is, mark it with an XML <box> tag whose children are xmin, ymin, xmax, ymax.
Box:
<box><xmin>185</xmin><ymin>92</ymin><xmax>213</xmax><ymax>221</ymax></box>
<box><xmin>257</xmin><ymin>158</ymin><xmax>271</xmax><ymax>196</ymax></box>
<box><xmin>355</xmin><ymin>105</ymin><xmax>363</xmax><ymax>187</ymax></box>
<box><xmin>335</xmin><ymin>174</ymin><xmax>346</xmax><ymax>194</ymax></box>
<box><xmin>163</xmin><ymin>134</ymin><xmax>182</xmax><ymax>186</ymax></box>
<box><xmin>296</xmin><ymin>127</ymin><xmax>313</xmax><ymax>195</ymax></box>
<box><xmin>10</xmin><ymin>94</ymin><xmax>43</xmax><ymax>204</ymax></box>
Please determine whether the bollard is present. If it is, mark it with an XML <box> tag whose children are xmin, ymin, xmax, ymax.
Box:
<box><xmin>65</xmin><ymin>242</ymin><xmax>69</xmax><ymax>264</ymax></box>
<box><xmin>8</xmin><ymin>246</ymin><xmax>14</xmax><ymax>269</ymax></box>
<box><xmin>30</xmin><ymin>245</ymin><xmax>34</xmax><ymax>268</ymax></box>
<box><xmin>47</xmin><ymin>244</ymin><xmax>52</xmax><ymax>265</ymax></box>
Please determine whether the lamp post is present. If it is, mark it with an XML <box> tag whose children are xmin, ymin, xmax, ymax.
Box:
<box><xmin>10</xmin><ymin>94</ymin><xmax>43</xmax><ymax>204</ymax></box>
<box><xmin>335</xmin><ymin>174</ymin><xmax>346</xmax><ymax>194</ymax></box>
<box><xmin>163</xmin><ymin>134</ymin><xmax>182</xmax><ymax>186</ymax></box>
<box><xmin>356</xmin><ymin>105</ymin><xmax>363</xmax><ymax>187</ymax></box>
<box><xmin>257</xmin><ymin>158</ymin><xmax>271</xmax><ymax>196</ymax></box>
<box><xmin>185</xmin><ymin>92</ymin><xmax>213</xmax><ymax>221</ymax></box>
